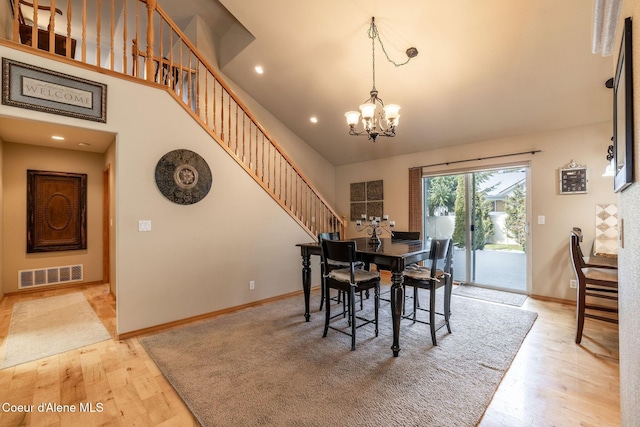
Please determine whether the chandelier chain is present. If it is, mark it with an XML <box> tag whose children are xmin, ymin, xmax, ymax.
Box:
<box><xmin>368</xmin><ymin>18</ymin><xmax>413</xmax><ymax>68</ymax></box>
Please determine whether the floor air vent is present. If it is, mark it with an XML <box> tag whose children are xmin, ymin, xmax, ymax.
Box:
<box><xmin>18</xmin><ymin>265</ymin><xmax>83</xmax><ymax>289</ymax></box>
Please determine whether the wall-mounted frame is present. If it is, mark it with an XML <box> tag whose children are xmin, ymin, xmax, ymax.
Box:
<box><xmin>613</xmin><ymin>17</ymin><xmax>634</xmax><ymax>192</ymax></box>
<box><xmin>27</xmin><ymin>170</ymin><xmax>87</xmax><ymax>253</ymax></box>
<box><xmin>559</xmin><ymin>160</ymin><xmax>588</xmax><ymax>194</ymax></box>
<box><xmin>349</xmin><ymin>180</ymin><xmax>383</xmax><ymax>221</ymax></box>
<box><xmin>2</xmin><ymin>58</ymin><xmax>107</xmax><ymax>123</ymax></box>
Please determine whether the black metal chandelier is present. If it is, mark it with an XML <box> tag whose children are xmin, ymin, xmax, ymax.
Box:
<box><xmin>345</xmin><ymin>17</ymin><xmax>418</xmax><ymax>142</ymax></box>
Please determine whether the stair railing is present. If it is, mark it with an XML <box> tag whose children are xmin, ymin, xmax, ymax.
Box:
<box><xmin>6</xmin><ymin>0</ymin><xmax>344</xmax><ymax>239</ymax></box>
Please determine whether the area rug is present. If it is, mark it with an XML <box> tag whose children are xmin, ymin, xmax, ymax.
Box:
<box><xmin>453</xmin><ymin>284</ymin><xmax>528</xmax><ymax>307</ymax></box>
<box><xmin>140</xmin><ymin>291</ymin><xmax>537</xmax><ymax>427</ymax></box>
<box><xmin>2</xmin><ymin>293</ymin><xmax>111</xmax><ymax>369</ymax></box>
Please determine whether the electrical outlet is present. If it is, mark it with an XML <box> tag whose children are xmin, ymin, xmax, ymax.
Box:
<box><xmin>569</xmin><ymin>279</ymin><xmax>577</xmax><ymax>289</ymax></box>
<box><xmin>249</xmin><ymin>280</ymin><xmax>255</xmax><ymax>290</ymax></box>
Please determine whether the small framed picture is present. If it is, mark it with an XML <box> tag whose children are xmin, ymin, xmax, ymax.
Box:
<box><xmin>559</xmin><ymin>166</ymin><xmax>587</xmax><ymax>194</ymax></box>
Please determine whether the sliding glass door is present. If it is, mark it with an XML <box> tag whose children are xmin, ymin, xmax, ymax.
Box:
<box><xmin>423</xmin><ymin>165</ymin><xmax>528</xmax><ymax>293</ymax></box>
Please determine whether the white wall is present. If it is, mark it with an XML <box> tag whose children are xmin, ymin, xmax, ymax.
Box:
<box><xmin>0</xmin><ymin>45</ymin><xmax>320</xmax><ymax>334</ymax></box>
<box><xmin>336</xmin><ymin>121</ymin><xmax>616</xmax><ymax>301</ymax></box>
<box><xmin>617</xmin><ymin>2</ymin><xmax>640</xmax><ymax>425</ymax></box>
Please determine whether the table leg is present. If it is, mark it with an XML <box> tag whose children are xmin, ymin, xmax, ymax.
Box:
<box><xmin>390</xmin><ymin>270</ymin><xmax>404</xmax><ymax>357</ymax></box>
<box><xmin>302</xmin><ymin>252</ymin><xmax>312</xmax><ymax>322</ymax></box>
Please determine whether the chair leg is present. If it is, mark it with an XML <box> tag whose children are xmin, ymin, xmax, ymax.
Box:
<box><xmin>444</xmin><ymin>279</ymin><xmax>452</xmax><ymax>333</ymax></box>
<box><xmin>350</xmin><ymin>288</ymin><xmax>357</xmax><ymax>351</ymax></box>
<box><xmin>323</xmin><ymin>284</ymin><xmax>330</xmax><ymax>338</ymax></box>
<box><xmin>429</xmin><ymin>285</ymin><xmax>437</xmax><ymax>346</ymax></box>
<box><xmin>402</xmin><ymin>284</ymin><xmax>406</xmax><ymax>315</ymax></box>
<box><xmin>412</xmin><ymin>286</ymin><xmax>418</xmax><ymax>323</ymax></box>
<box><xmin>319</xmin><ymin>269</ymin><xmax>326</xmax><ymax>311</ymax></box>
<box><xmin>374</xmin><ymin>285</ymin><xmax>379</xmax><ymax>336</ymax></box>
<box><xmin>575</xmin><ymin>281</ymin><xmax>586</xmax><ymax>344</ymax></box>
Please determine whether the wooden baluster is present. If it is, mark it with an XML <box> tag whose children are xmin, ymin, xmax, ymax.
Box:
<box><xmin>134</xmin><ymin>0</ymin><xmax>140</xmax><ymax>77</ymax></box>
<box><xmin>96</xmin><ymin>0</ymin><xmax>101</xmax><ymax>65</ymax></box>
<box><xmin>269</xmin><ymin>144</ymin><xmax>278</xmax><ymax>196</ymax></box>
<box><xmin>279</xmin><ymin>155</ymin><xmax>283</xmax><ymax>200</ymax></box>
<box><xmin>220</xmin><ymin>90</ymin><xmax>224</xmax><ymax>141</ymax></box>
<box><xmin>12</xmin><ymin>0</ymin><xmax>18</xmax><ymax>42</ymax></box>
<box><xmin>168</xmin><ymin>29</ymin><xmax>173</xmax><ymax>87</ymax></box>
<box><xmin>159</xmin><ymin>16</ymin><xmax>164</xmax><ymax>83</ymax></box>
<box><xmin>204</xmin><ymin>73</ymin><xmax>209</xmax><ymax>126</ymax></box>
<box><xmin>236</xmin><ymin>105</ymin><xmax>240</xmax><ymax>158</ymax></box>
<box><xmin>48</xmin><ymin>0</ymin><xmax>55</xmax><ymax>54</ymax></box>
<box><xmin>254</xmin><ymin>130</ymin><xmax>264</xmax><ymax>176</ymax></box>
<box><xmin>267</xmin><ymin>136</ymin><xmax>271</xmax><ymax>190</ymax></box>
<box><xmin>187</xmin><ymin>50</ymin><xmax>193</xmax><ymax>104</ymax></box>
<box><xmin>31</xmin><ymin>0</ymin><xmax>38</xmax><ymax>53</ymax></box>
<box><xmin>239</xmin><ymin>113</ymin><xmax>245</xmax><ymax>159</ymax></box>
<box><xmin>122</xmin><ymin>0</ymin><xmax>127</xmax><ymax>75</ymax></box>
<box><xmin>82</xmin><ymin>0</ymin><xmax>86</xmax><ymax>62</ymax></box>
<box><xmin>227</xmin><ymin>93</ymin><xmax>232</xmax><ymax>146</ymax></box>
<box><xmin>261</xmin><ymin>134</ymin><xmax>265</xmax><ymax>182</ymax></box>
<box><xmin>244</xmin><ymin>115</ymin><xmax>248</xmax><ymax>162</ymax></box>
<box><xmin>247</xmin><ymin>113</ymin><xmax>252</xmax><ymax>167</ymax></box>
<box><xmin>110</xmin><ymin>0</ymin><xmax>115</xmax><ymax>69</ymax></box>
<box><xmin>66</xmin><ymin>1</ymin><xmax>72</xmax><ymax>58</ymax></box>
<box><xmin>212</xmin><ymin>79</ymin><xmax>217</xmax><ymax>134</ymax></box>
<box><xmin>178</xmin><ymin>41</ymin><xmax>183</xmax><ymax>94</ymax></box>
<box><xmin>196</xmin><ymin>63</ymin><xmax>201</xmax><ymax>116</ymax></box>
<box><xmin>145</xmin><ymin>0</ymin><xmax>156</xmax><ymax>83</ymax></box>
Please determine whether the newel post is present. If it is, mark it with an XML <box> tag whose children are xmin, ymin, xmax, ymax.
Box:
<box><xmin>145</xmin><ymin>0</ymin><xmax>156</xmax><ymax>82</ymax></box>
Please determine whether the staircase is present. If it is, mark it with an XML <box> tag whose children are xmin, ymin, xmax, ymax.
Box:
<box><xmin>5</xmin><ymin>0</ymin><xmax>344</xmax><ymax>239</ymax></box>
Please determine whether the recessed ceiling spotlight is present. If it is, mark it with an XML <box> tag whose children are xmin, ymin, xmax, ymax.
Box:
<box><xmin>51</xmin><ymin>135</ymin><xmax>65</xmax><ymax>140</ymax></box>
<box><xmin>310</xmin><ymin>117</ymin><xmax>318</xmax><ymax>124</ymax></box>
<box><xmin>255</xmin><ymin>65</ymin><xmax>264</xmax><ymax>74</ymax></box>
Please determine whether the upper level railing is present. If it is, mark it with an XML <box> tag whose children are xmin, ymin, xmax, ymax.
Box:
<box><xmin>6</xmin><ymin>0</ymin><xmax>344</xmax><ymax>239</ymax></box>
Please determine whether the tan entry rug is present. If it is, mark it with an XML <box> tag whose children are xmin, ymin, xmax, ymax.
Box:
<box><xmin>2</xmin><ymin>293</ymin><xmax>111</xmax><ymax>369</ymax></box>
<box><xmin>140</xmin><ymin>291</ymin><xmax>537</xmax><ymax>427</ymax></box>
<box><xmin>453</xmin><ymin>285</ymin><xmax>528</xmax><ymax>307</ymax></box>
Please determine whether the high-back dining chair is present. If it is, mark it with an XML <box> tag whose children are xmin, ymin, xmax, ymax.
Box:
<box><xmin>401</xmin><ymin>238</ymin><xmax>453</xmax><ymax>346</ymax></box>
<box><xmin>571</xmin><ymin>227</ymin><xmax>617</xmax><ymax>269</ymax></box>
<box><xmin>12</xmin><ymin>0</ymin><xmax>77</xmax><ymax>57</ymax></box>
<box><xmin>391</xmin><ymin>231</ymin><xmax>421</xmax><ymax>241</ymax></box>
<box><xmin>569</xmin><ymin>231</ymin><xmax>618</xmax><ymax>344</ymax></box>
<box><xmin>317</xmin><ymin>232</ymin><xmax>364</xmax><ymax>311</ymax></box>
<box><xmin>321</xmin><ymin>239</ymin><xmax>380</xmax><ymax>350</ymax></box>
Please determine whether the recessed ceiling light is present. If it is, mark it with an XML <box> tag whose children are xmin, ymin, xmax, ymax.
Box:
<box><xmin>51</xmin><ymin>135</ymin><xmax>65</xmax><ymax>140</ymax></box>
<box><xmin>78</xmin><ymin>142</ymin><xmax>91</xmax><ymax>146</ymax></box>
<box><xmin>310</xmin><ymin>117</ymin><xmax>318</xmax><ymax>124</ymax></box>
<box><xmin>255</xmin><ymin>66</ymin><xmax>264</xmax><ymax>74</ymax></box>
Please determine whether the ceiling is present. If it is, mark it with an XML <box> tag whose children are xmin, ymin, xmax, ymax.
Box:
<box><xmin>212</xmin><ymin>0</ymin><xmax>614</xmax><ymax>166</ymax></box>
<box><xmin>0</xmin><ymin>0</ymin><xmax>614</xmax><ymax>166</ymax></box>
<box><xmin>0</xmin><ymin>116</ymin><xmax>115</xmax><ymax>153</ymax></box>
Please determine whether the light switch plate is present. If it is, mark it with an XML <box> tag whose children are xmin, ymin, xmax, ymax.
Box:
<box><xmin>138</xmin><ymin>220</ymin><xmax>152</xmax><ymax>232</ymax></box>
<box><xmin>537</xmin><ymin>215</ymin><xmax>545</xmax><ymax>225</ymax></box>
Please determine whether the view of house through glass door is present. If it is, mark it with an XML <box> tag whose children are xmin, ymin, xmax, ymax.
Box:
<box><xmin>423</xmin><ymin>166</ymin><xmax>528</xmax><ymax>293</ymax></box>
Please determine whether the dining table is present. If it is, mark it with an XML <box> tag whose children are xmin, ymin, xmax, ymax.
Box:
<box><xmin>296</xmin><ymin>237</ymin><xmax>431</xmax><ymax>357</ymax></box>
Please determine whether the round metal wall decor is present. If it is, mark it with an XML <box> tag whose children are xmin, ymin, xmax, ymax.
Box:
<box><xmin>155</xmin><ymin>149</ymin><xmax>212</xmax><ymax>205</ymax></box>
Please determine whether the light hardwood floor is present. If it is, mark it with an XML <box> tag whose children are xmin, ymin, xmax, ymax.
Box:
<box><xmin>0</xmin><ymin>284</ymin><xmax>619</xmax><ymax>426</ymax></box>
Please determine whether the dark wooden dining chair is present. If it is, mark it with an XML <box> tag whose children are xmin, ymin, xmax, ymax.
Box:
<box><xmin>321</xmin><ymin>239</ymin><xmax>380</xmax><ymax>350</ymax></box>
<box><xmin>391</xmin><ymin>231</ymin><xmax>421</xmax><ymax>241</ymax></box>
<box><xmin>570</xmin><ymin>231</ymin><xmax>618</xmax><ymax>344</ymax></box>
<box><xmin>12</xmin><ymin>0</ymin><xmax>77</xmax><ymax>57</ymax></box>
<box><xmin>317</xmin><ymin>232</ymin><xmax>364</xmax><ymax>311</ymax></box>
<box><xmin>401</xmin><ymin>238</ymin><xmax>453</xmax><ymax>346</ymax></box>
<box><xmin>571</xmin><ymin>227</ymin><xmax>617</xmax><ymax>269</ymax></box>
